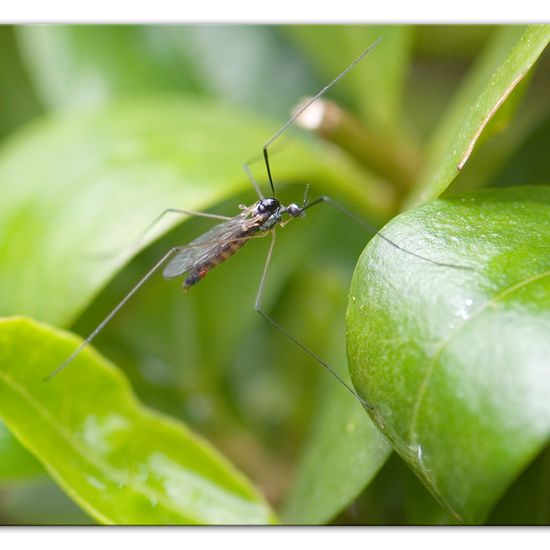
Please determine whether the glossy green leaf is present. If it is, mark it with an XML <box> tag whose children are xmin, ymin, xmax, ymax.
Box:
<box><xmin>410</xmin><ymin>25</ymin><xmax>550</xmax><ymax>206</ymax></box>
<box><xmin>347</xmin><ymin>186</ymin><xmax>550</xmax><ymax>523</ymax></box>
<box><xmin>0</xmin><ymin>94</ymin><xmax>387</xmax><ymax>328</ymax></box>
<box><xmin>0</xmin><ymin>316</ymin><xmax>276</xmax><ymax>524</ymax></box>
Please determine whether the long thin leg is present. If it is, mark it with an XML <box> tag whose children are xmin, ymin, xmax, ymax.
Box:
<box><xmin>44</xmin><ymin>246</ymin><xmax>181</xmax><ymax>381</ymax></box>
<box><xmin>93</xmin><ymin>207</ymin><xmax>232</xmax><ymax>259</ymax></box>
<box><xmin>261</xmin><ymin>39</ymin><xmax>382</xmax><ymax>196</ymax></box>
<box><xmin>254</xmin><ymin>230</ymin><xmax>374</xmax><ymax>410</ymax></box>
<box><xmin>303</xmin><ymin>195</ymin><xmax>474</xmax><ymax>271</ymax></box>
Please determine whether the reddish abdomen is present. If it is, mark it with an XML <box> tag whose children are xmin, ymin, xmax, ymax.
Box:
<box><xmin>183</xmin><ymin>237</ymin><xmax>248</xmax><ymax>290</ymax></box>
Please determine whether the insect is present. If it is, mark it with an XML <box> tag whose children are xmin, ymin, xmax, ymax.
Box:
<box><xmin>46</xmin><ymin>39</ymin><xmax>468</xmax><ymax>408</ymax></box>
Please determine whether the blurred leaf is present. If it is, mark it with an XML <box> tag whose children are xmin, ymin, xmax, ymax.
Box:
<box><xmin>283</xmin><ymin>381</ymin><xmax>390</xmax><ymax>524</ymax></box>
<box><xmin>487</xmin><ymin>442</ymin><xmax>550</xmax><ymax>525</ymax></box>
<box><xmin>439</xmin><ymin>79</ymin><xmax>544</xmax><ymax>197</ymax></box>
<box><xmin>0</xmin><ymin>316</ymin><xmax>276</xmax><ymax>524</ymax></box>
<box><xmin>0</xmin><ymin>421</ymin><xmax>44</xmax><ymax>480</ymax></box>
<box><xmin>491</xmin><ymin>108</ymin><xmax>550</xmax><ymax>187</ymax></box>
<box><xmin>410</xmin><ymin>24</ymin><xmax>550</xmax><ymax>206</ymax></box>
<box><xmin>0</xmin><ymin>94</ymin><xmax>387</xmax><ymax>328</ymax></box>
<box><xmin>0</xmin><ymin>26</ymin><xmax>42</xmax><ymax>140</ymax></box>
<box><xmin>284</xmin><ymin>25</ymin><xmax>412</xmax><ymax>136</ymax></box>
<box><xmin>341</xmin><ymin>452</ymin><xmax>455</xmax><ymax>525</ymax></box>
<box><xmin>414</xmin><ymin>25</ymin><xmax>493</xmax><ymax>60</ymax></box>
<box><xmin>16</xmin><ymin>25</ymin><xmax>316</xmax><ymax>119</ymax></box>
<box><xmin>282</xmin><ymin>269</ymin><xmax>391</xmax><ymax>524</ymax></box>
<box><xmin>1</xmin><ymin>479</ymin><xmax>95</xmax><ymax>525</ymax></box>
<box><xmin>347</xmin><ymin>186</ymin><xmax>550</xmax><ymax>523</ymax></box>
<box><xmin>16</xmin><ymin>25</ymin><xmax>202</xmax><ymax>110</ymax></box>
<box><xmin>171</xmin><ymin>25</ymin><xmax>318</xmax><ymax>119</ymax></box>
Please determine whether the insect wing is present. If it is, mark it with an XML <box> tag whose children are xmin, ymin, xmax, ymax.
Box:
<box><xmin>162</xmin><ymin>214</ymin><xmax>254</xmax><ymax>279</ymax></box>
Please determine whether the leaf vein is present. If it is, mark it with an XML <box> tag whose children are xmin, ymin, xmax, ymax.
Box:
<box><xmin>408</xmin><ymin>269</ymin><xmax>550</xmax><ymax>446</ymax></box>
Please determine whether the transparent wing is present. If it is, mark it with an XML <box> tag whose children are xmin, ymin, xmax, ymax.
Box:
<box><xmin>162</xmin><ymin>212</ymin><xmax>260</xmax><ymax>279</ymax></box>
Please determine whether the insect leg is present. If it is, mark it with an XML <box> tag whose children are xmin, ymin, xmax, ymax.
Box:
<box><xmin>93</xmin><ymin>207</ymin><xmax>232</xmax><ymax>259</ymax></box>
<box><xmin>260</xmin><ymin>39</ymin><xmax>382</xmax><ymax>197</ymax></box>
<box><xmin>44</xmin><ymin>246</ymin><xmax>181</xmax><ymax>381</ymax></box>
<box><xmin>254</xmin><ymin>230</ymin><xmax>374</xmax><ymax>410</ymax></box>
<box><xmin>303</xmin><ymin>195</ymin><xmax>474</xmax><ymax>271</ymax></box>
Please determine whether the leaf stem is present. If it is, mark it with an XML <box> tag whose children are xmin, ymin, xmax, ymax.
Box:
<box><xmin>294</xmin><ymin>97</ymin><xmax>421</xmax><ymax>193</ymax></box>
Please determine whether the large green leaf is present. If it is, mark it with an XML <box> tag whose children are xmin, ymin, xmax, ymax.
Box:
<box><xmin>16</xmin><ymin>25</ymin><xmax>202</xmax><ymax>109</ymax></box>
<box><xmin>16</xmin><ymin>25</ymin><xmax>316</xmax><ymax>119</ymax></box>
<box><xmin>0</xmin><ymin>94</ymin><xmax>387</xmax><ymax>328</ymax></box>
<box><xmin>347</xmin><ymin>186</ymin><xmax>550</xmax><ymax>523</ymax></box>
<box><xmin>0</xmin><ymin>316</ymin><xmax>276</xmax><ymax>524</ymax></box>
<box><xmin>409</xmin><ymin>25</ymin><xmax>550</xmax><ymax>206</ymax></box>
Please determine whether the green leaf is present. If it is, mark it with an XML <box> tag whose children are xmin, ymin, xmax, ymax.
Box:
<box><xmin>491</xmin><ymin>110</ymin><xmax>550</xmax><ymax>188</ymax></box>
<box><xmin>0</xmin><ymin>421</ymin><xmax>44</xmax><ymax>480</ymax></box>
<box><xmin>16</xmin><ymin>25</ymin><xmax>317</xmax><ymax>119</ymax></box>
<box><xmin>16</xmin><ymin>25</ymin><xmax>202</xmax><ymax>109</ymax></box>
<box><xmin>282</xmin><ymin>382</ymin><xmax>390</xmax><ymax>524</ymax></box>
<box><xmin>347</xmin><ymin>186</ymin><xmax>550</xmax><ymax>523</ymax></box>
<box><xmin>414</xmin><ymin>26</ymin><xmax>494</xmax><ymax>59</ymax></box>
<box><xmin>0</xmin><ymin>26</ymin><xmax>42</xmax><ymax>139</ymax></box>
<box><xmin>0</xmin><ymin>316</ymin><xmax>276</xmax><ymax>524</ymax></box>
<box><xmin>409</xmin><ymin>24</ymin><xmax>550</xmax><ymax>206</ymax></box>
<box><xmin>281</xmin><ymin>268</ymin><xmax>391</xmax><ymax>525</ymax></box>
<box><xmin>0</xmin><ymin>95</ymin><xmax>387</xmax><ymax>328</ymax></box>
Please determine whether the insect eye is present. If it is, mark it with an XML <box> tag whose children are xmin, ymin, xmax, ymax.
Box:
<box><xmin>257</xmin><ymin>203</ymin><xmax>265</xmax><ymax>213</ymax></box>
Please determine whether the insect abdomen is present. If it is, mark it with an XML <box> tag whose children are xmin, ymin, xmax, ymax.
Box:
<box><xmin>183</xmin><ymin>238</ymin><xmax>248</xmax><ymax>290</ymax></box>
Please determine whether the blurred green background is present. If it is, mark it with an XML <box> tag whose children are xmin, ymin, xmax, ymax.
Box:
<box><xmin>0</xmin><ymin>24</ymin><xmax>549</xmax><ymax>525</ymax></box>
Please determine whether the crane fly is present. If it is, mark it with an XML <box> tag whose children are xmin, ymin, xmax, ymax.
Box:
<box><xmin>162</xmin><ymin>198</ymin><xmax>305</xmax><ymax>290</ymax></box>
<box><xmin>46</xmin><ymin>38</ymin><xmax>470</xmax><ymax>409</ymax></box>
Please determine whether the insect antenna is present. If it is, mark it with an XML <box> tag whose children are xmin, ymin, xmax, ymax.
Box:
<box><xmin>260</xmin><ymin>38</ymin><xmax>382</xmax><ymax>197</ymax></box>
